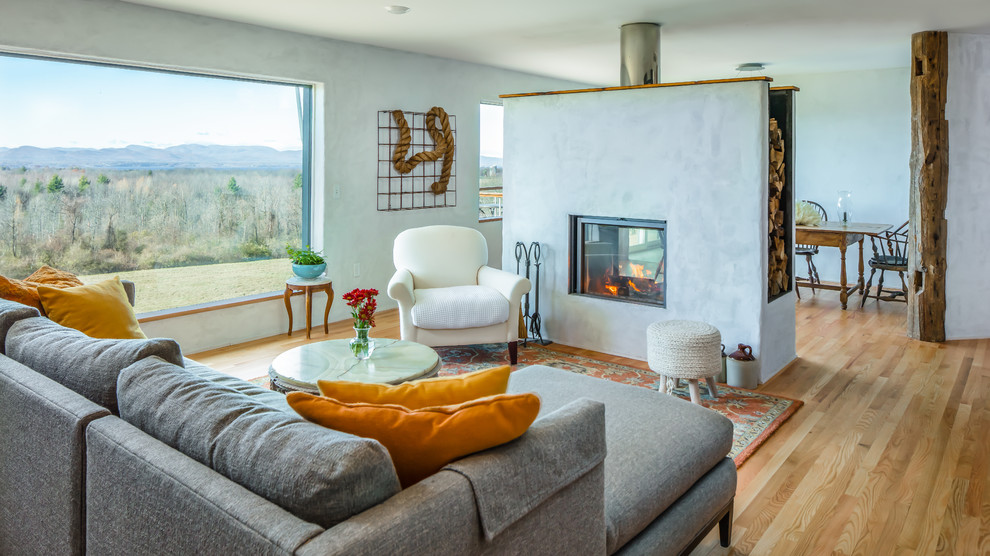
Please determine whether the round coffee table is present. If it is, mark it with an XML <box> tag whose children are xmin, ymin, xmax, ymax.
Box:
<box><xmin>268</xmin><ymin>338</ymin><xmax>441</xmax><ymax>394</ymax></box>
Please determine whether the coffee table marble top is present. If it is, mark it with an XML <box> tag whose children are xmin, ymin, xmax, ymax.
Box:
<box><xmin>268</xmin><ymin>338</ymin><xmax>440</xmax><ymax>394</ymax></box>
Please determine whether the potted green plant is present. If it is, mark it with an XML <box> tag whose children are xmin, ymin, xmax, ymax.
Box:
<box><xmin>286</xmin><ymin>244</ymin><xmax>326</xmax><ymax>279</ymax></box>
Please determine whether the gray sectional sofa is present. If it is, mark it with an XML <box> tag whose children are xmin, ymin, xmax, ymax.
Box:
<box><xmin>0</xmin><ymin>298</ymin><xmax>736</xmax><ymax>555</ymax></box>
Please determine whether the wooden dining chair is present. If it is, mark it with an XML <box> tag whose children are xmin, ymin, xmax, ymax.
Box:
<box><xmin>795</xmin><ymin>200</ymin><xmax>828</xmax><ymax>300</ymax></box>
<box><xmin>861</xmin><ymin>221</ymin><xmax>909</xmax><ymax>307</ymax></box>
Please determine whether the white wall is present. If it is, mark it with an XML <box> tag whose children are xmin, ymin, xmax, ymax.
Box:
<box><xmin>0</xmin><ymin>0</ymin><xmax>580</xmax><ymax>352</ymax></box>
<box><xmin>946</xmin><ymin>33</ymin><xmax>990</xmax><ymax>340</ymax></box>
<box><xmin>503</xmin><ymin>82</ymin><xmax>796</xmax><ymax>381</ymax></box>
<box><xmin>773</xmin><ymin>69</ymin><xmax>911</xmax><ymax>284</ymax></box>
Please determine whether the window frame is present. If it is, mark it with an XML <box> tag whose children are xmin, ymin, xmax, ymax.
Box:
<box><xmin>0</xmin><ymin>50</ymin><xmax>317</xmax><ymax>313</ymax></box>
<box><xmin>478</xmin><ymin>100</ymin><xmax>503</xmax><ymax>222</ymax></box>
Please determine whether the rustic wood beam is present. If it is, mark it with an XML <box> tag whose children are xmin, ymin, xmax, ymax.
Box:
<box><xmin>907</xmin><ymin>31</ymin><xmax>948</xmax><ymax>342</ymax></box>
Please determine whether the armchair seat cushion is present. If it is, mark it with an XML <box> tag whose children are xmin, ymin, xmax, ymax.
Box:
<box><xmin>411</xmin><ymin>286</ymin><xmax>509</xmax><ymax>330</ymax></box>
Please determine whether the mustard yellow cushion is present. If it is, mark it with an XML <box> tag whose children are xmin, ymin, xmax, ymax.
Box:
<box><xmin>317</xmin><ymin>365</ymin><xmax>511</xmax><ymax>410</ymax></box>
<box><xmin>0</xmin><ymin>265</ymin><xmax>83</xmax><ymax>311</ymax></box>
<box><xmin>37</xmin><ymin>277</ymin><xmax>146</xmax><ymax>339</ymax></box>
<box><xmin>287</xmin><ymin>392</ymin><xmax>540</xmax><ymax>488</ymax></box>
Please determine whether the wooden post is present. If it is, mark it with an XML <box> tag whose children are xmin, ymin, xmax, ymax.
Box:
<box><xmin>907</xmin><ymin>31</ymin><xmax>948</xmax><ymax>342</ymax></box>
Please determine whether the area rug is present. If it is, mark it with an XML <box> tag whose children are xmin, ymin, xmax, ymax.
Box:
<box><xmin>251</xmin><ymin>342</ymin><xmax>802</xmax><ymax>467</ymax></box>
<box><xmin>433</xmin><ymin>343</ymin><xmax>801</xmax><ymax>467</ymax></box>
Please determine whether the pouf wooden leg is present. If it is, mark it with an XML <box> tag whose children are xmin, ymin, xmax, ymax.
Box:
<box><xmin>705</xmin><ymin>376</ymin><xmax>719</xmax><ymax>399</ymax></box>
<box><xmin>688</xmin><ymin>380</ymin><xmax>702</xmax><ymax>405</ymax></box>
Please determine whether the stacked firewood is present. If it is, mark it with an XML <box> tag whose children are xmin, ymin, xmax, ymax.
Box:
<box><xmin>768</xmin><ymin>118</ymin><xmax>788</xmax><ymax>297</ymax></box>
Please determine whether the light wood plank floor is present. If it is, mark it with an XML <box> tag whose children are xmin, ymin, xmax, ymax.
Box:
<box><xmin>191</xmin><ymin>289</ymin><xmax>988</xmax><ymax>555</ymax></box>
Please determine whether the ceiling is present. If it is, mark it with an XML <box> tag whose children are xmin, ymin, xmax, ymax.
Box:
<box><xmin>123</xmin><ymin>0</ymin><xmax>990</xmax><ymax>86</ymax></box>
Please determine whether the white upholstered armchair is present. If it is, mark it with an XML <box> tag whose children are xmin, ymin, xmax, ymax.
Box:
<box><xmin>387</xmin><ymin>225</ymin><xmax>531</xmax><ymax>364</ymax></box>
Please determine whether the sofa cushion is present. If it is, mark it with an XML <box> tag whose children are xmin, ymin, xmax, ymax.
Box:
<box><xmin>4</xmin><ymin>317</ymin><xmax>183</xmax><ymax>414</ymax></box>
<box><xmin>183</xmin><ymin>357</ymin><xmax>293</xmax><ymax>413</ymax></box>
<box><xmin>117</xmin><ymin>357</ymin><xmax>401</xmax><ymax>529</ymax></box>
<box><xmin>507</xmin><ymin>365</ymin><xmax>734</xmax><ymax>554</ymax></box>
<box><xmin>411</xmin><ymin>285</ymin><xmax>509</xmax><ymax>329</ymax></box>
<box><xmin>317</xmin><ymin>365</ymin><xmax>511</xmax><ymax>410</ymax></box>
<box><xmin>0</xmin><ymin>299</ymin><xmax>40</xmax><ymax>355</ymax></box>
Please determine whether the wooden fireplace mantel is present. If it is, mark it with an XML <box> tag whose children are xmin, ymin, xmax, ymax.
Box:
<box><xmin>500</xmin><ymin>76</ymin><xmax>773</xmax><ymax>99</ymax></box>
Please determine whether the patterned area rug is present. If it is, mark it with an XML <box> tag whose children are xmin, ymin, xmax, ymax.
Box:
<box><xmin>251</xmin><ymin>342</ymin><xmax>802</xmax><ymax>467</ymax></box>
<box><xmin>433</xmin><ymin>343</ymin><xmax>802</xmax><ymax>467</ymax></box>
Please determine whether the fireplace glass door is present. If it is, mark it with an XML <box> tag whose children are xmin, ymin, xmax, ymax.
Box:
<box><xmin>570</xmin><ymin>216</ymin><xmax>666</xmax><ymax>307</ymax></box>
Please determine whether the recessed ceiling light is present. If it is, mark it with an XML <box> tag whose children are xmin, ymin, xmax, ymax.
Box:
<box><xmin>385</xmin><ymin>5</ymin><xmax>410</xmax><ymax>15</ymax></box>
<box><xmin>736</xmin><ymin>63</ymin><xmax>766</xmax><ymax>72</ymax></box>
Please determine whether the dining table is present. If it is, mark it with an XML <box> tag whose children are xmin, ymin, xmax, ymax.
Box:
<box><xmin>795</xmin><ymin>221</ymin><xmax>892</xmax><ymax>310</ymax></box>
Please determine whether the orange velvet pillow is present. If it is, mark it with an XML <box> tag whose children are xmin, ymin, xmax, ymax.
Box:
<box><xmin>37</xmin><ymin>277</ymin><xmax>146</xmax><ymax>339</ymax></box>
<box><xmin>287</xmin><ymin>392</ymin><xmax>541</xmax><ymax>488</ymax></box>
<box><xmin>0</xmin><ymin>265</ymin><xmax>83</xmax><ymax>310</ymax></box>
<box><xmin>25</xmin><ymin>265</ymin><xmax>85</xmax><ymax>289</ymax></box>
<box><xmin>317</xmin><ymin>365</ymin><xmax>511</xmax><ymax>410</ymax></box>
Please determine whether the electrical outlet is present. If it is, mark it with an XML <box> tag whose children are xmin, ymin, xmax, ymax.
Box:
<box><xmin>353</xmin><ymin>263</ymin><xmax>361</xmax><ymax>277</ymax></box>
<box><xmin>333</xmin><ymin>185</ymin><xmax>341</xmax><ymax>199</ymax></box>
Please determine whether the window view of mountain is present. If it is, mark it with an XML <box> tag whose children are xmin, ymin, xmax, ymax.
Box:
<box><xmin>0</xmin><ymin>144</ymin><xmax>303</xmax><ymax>169</ymax></box>
<box><xmin>0</xmin><ymin>55</ymin><xmax>309</xmax><ymax>313</ymax></box>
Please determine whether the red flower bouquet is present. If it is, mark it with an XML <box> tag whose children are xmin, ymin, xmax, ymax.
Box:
<box><xmin>343</xmin><ymin>288</ymin><xmax>379</xmax><ymax>329</ymax></box>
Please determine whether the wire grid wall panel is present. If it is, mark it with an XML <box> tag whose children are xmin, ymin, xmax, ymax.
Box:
<box><xmin>378</xmin><ymin>110</ymin><xmax>457</xmax><ymax>211</ymax></box>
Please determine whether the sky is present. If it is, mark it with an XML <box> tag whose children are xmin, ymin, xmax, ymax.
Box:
<box><xmin>0</xmin><ymin>55</ymin><xmax>303</xmax><ymax>150</ymax></box>
<box><xmin>479</xmin><ymin>103</ymin><xmax>503</xmax><ymax>159</ymax></box>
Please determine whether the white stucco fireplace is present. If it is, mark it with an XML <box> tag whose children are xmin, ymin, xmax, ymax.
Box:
<box><xmin>501</xmin><ymin>79</ymin><xmax>797</xmax><ymax>382</ymax></box>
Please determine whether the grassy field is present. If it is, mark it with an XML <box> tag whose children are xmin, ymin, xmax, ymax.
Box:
<box><xmin>80</xmin><ymin>258</ymin><xmax>291</xmax><ymax>314</ymax></box>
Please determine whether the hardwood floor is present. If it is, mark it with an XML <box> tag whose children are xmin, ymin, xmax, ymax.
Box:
<box><xmin>190</xmin><ymin>290</ymin><xmax>988</xmax><ymax>555</ymax></box>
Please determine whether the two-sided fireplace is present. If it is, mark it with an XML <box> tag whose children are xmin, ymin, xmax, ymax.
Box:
<box><xmin>569</xmin><ymin>215</ymin><xmax>666</xmax><ymax>307</ymax></box>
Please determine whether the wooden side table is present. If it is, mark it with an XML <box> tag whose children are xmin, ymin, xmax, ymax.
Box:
<box><xmin>283</xmin><ymin>277</ymin><xmax>333</xmax><ymax>340</ymax></box>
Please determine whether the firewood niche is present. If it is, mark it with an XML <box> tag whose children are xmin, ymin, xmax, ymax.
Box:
<box><xmin>768</xmin><ymin>87</ymin><xmax>797</xmax><ymax>301</ymax></box>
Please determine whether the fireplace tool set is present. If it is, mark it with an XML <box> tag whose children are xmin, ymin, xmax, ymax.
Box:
<box><xmin>515</xmin><ymin>241</ymin><xmax>550</xmax><ymax>346</ymax></box>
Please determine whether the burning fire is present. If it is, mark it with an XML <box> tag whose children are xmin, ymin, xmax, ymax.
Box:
<box><xmin>620</xmin><ymin>263</ymin><xmax>653</xmax><ymax>278</ymax></box>
<box><xmin>606</xmin><ymin>285</ymin><xmax>618</xmax><ymax>295</ymax></box>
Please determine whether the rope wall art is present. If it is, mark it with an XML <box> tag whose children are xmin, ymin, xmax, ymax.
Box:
<box><xmin>377</xmin><ymin>107</ymin><xmax>456</xmax><ymax>211</ymax></box>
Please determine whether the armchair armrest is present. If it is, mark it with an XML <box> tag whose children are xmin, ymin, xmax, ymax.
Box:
<box><xmin>477</xmin><ymin>266</ymin><xmax>531</xmax><ymax>304</ymax></box>
<box><xmin>387</xmin><ymin>269</ymin><xmax>415</xmax><ymax>308</ymax></box>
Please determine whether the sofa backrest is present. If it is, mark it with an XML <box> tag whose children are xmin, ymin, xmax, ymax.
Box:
<box><xmin>85</xmin><ymin>417</ymin><xmax>325</xmax><ymax>555</ymax></box>
<box><xmin>0</xmin><ymin>353</ymin><xmax>110</xmax><ymax>556</ymax></box>
<box><xmin>393</xmin><ymin>225</ymin><xmax>488</xmax><ymax>289</ymax></box>
<box><xmin>116</xmin><ymin>356</ymin><xmax>401</xmax><ymax>529</ymax></box>
<box><xmin>4</xmin><ymin>316</ymin><xmax>183</xmax><ymax>414</ymax></box>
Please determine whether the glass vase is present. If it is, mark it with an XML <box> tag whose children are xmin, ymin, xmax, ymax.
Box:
<box><xmin>350</xmin><ymin>326</ymin><xmax>375</xmax><ymax>360</ymax></box>
<box><xmin>837</xmin><ymin>190</ymin><xmax>853</xmax><ymax>225</ymax></box>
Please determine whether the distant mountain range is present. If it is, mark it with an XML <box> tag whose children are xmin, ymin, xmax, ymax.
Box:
<box><xmin>480</xmin><ymin>155</ymin><xmax>502</xmax><ymax>168</ymax></box>
<box><xmin>0</xmin><ymin>144</ymin><xmax>303</xmax><ymax>169</ymax></box>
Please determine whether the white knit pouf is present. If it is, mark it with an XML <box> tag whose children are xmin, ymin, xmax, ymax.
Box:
<box><xmin>646</xmin><ymin>320</ymin><xmax>722</xmax><ymax>405</ymax></box>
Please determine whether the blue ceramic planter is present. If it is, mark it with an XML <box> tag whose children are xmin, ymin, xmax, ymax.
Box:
<box><xmin>292</xmin><ymin>263</ymin><xmax>326</xmax><ymax>279</ymax></box>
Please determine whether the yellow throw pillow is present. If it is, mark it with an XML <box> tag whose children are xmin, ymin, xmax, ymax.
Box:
<box><xmin>317</xmin><ymin>365</ymin><xmax>511</xmax><ymax>410</ymax></box>
<box><xmin>37</xmin><ymin>277</ymin><xmax>146</xmax><ymax>339</ymax></box>
<box><xmin>287</xmin><ymin>391</ymin><xmax>541</xmax><ymax>488</ymax></box>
